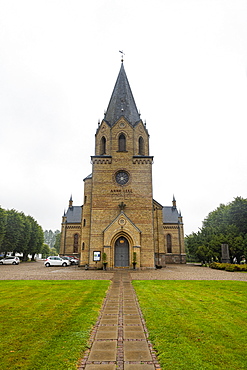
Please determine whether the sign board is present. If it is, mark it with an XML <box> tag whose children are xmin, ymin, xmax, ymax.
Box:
<box><xmin>93</xmin><ymin>251</ymin><xmax>101</xmax><ymax>262</ymax></box>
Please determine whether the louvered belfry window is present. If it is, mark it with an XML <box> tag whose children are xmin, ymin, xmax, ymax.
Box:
<box><xmin>100</xmin><ymin>136</ymin><xmax>106</xmax><ymax>155</ymax></box>
<box><xmin>119</xmin><ymin>133</ymin><xmax>126</xmax><ymax>151</ymax></box>
<box><xmin>138</xmin><ymin>136</ymin><xmax>144</xmax><ymax>155</ymax></box>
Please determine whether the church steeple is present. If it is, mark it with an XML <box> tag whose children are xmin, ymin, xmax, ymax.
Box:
<box><xmin>104</xmin><ymin>63</ymin><xmax>141</xmax><ymax>126</ymax></box>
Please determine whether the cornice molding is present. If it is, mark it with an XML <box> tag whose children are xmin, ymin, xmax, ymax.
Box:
<box><xmin>132</xmin><ymin>156</ymin><xmax>153</xmax><ymax>164</ymax></box>
<box><xmin>91</xmin><ymin>156</ymin><xmax>112</xmax><ymax>164</ymax></box>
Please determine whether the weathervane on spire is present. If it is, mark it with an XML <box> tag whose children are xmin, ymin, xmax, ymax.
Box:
<box><xmin>119</xmin><ymin>50</ymin><xmax>125</xmax><ymax>62</ymax></box>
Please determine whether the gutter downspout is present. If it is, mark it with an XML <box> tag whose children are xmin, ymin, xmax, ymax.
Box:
<box><xmin>178</xmin><ymin>219</ymin><xmax>182</xmax><ymax>263</ymax></box>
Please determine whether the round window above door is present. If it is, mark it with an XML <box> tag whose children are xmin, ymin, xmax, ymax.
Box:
<box><xmin>115</xmin><ymin>171</ymin><xmax>129</xmax><ymax>185</ymax></box>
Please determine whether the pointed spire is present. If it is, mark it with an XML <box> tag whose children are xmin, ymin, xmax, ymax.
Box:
<box><xmin>62</xmin><ymin>209</ymin><xmax>67</xmax><ymax>222</ymax></box>
<box><xmin>104</xmin><ymin>63</ymin><xmax>140</xmax><ymax>126</ymax></box>
<box><xmin>172</xmin><ymin>195</ymin><xmax>176</xmax><ymax>209</ymax></box>
<box><xmin>69</xmin><ymin>195</ymin><xmax>73</xmax><ymax>208</ymax></box>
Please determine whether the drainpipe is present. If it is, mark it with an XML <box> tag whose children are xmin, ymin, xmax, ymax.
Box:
<box><xmin>178</xmin><ymin>219</ymin><xmax>182</xmax><ymax>263</ymax></box>
<box><xmin>63</xmin><ymin>220</ymin><xmax>67</xmax><ymax>255</ymax></box>
<box><xmin>156</xmin><ymin>208</ymin><xmax>160</xmax><ymax>265</ymax></box>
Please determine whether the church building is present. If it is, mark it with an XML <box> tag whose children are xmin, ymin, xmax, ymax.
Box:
<box><xmin>60</xmin><ymin>62</ymin><xmax>186</xmax><ymax>268</ymax></box>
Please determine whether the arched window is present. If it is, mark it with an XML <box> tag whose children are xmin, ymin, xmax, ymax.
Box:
<box><xmin>138</xmin><ymin>136</ymin><xmax>144</xmax><ymax>155</ymax></box>
<box><xmin>73</xmin><ymin>233</ymin><xmax>79</xmax><ymax>253</ymax></box>
<box><xmin>82</xmin><ymin>242</ymin><xmax>85</xmax><ymax>250</ymax></box>
<box><xmin>118</xmin><ymin>133</ymin><xmax>126</xmax><ymax>151</ymax></box>
<box><xmin>100</xmin><ymin>136</ymin><xmax>106</xmax><ymax>155</ymax></box>
<box><xmin>83</xmin><ymin>219</ymin><xmax>86</xmax><ymax>227</ymax></box>
<box><xmin>167</xmin><ymin>234</ymin><xmax>172</xmax><ymax>253</ymax></box>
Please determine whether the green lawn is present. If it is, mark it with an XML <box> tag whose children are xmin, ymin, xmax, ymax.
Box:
<box><xmin>0</xmin><ymin>280</ymin><xmax>110</xmax><ymax>370</ymax></box>
<box><xmin>133</xmin><ymin>280</ymin><xmax>247</xmax><ymax>370</ymax></box>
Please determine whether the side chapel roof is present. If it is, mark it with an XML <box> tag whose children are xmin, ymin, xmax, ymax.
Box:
<box><xmin>65</xmin><ymin>206</ymin><xmax>82</xmax><ymax>223</ymax></box>
<box><xmin>162</xmin><ymin>206</ymin><xmax>182</xmax><ymax>224</ymax></box>
<box><xmin>104</xmin><ymin>63</ymin><xmax>141</xmax><ymax>126</ymax></box>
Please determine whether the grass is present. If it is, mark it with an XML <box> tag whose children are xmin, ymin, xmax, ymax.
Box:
<box><xmin>0</xmin><ymin>280</ymin><xmax>110</xmax><ymax>370</ymax></box>
<box><xmin>133</xmin><ymin>280</ymin><xmax>247</xmax><ymax>370</ymax></box>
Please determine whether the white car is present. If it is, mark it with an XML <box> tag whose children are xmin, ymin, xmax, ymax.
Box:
<box><xmin>44</xmin><ymin>256</ymin><xmax>71</xmax><ymax>267</ymax></box>
<box><xmin>61</xmin><ymin>256</ymin><xmax>79</xmax><ymax>265</ymax></box>
<box><xmin>0</xmin><ymin>256</ymin><xmax>20</xmax><ymax>265</ymax></box>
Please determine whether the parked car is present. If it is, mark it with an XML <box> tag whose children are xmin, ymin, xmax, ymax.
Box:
<box><xmin>69</xmin><ymin>256</ymin><xmax>79</xmax><ymax>265</ymax></box>
<box><xmin>44</xmin><ymin>256</ymin><xmax>71</xmax><ymax>267</ymax></box>
<box><xmin>61</xmin><ymin>256</ymin><xmax>79</xmax><ymax>265</ymax></box>
<box><xmin>0</xmin><ymin>256</ymin><xmax>20</xmax><ymax>265</ymax></box>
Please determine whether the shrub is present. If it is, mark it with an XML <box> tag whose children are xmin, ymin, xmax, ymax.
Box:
<box><xmin>225</xmin><ymin>264</ymin><xmax>237</xmax><ymax>272</ymax></box>
<box><xmin>209</xmin><ymin>262</ymin><xmax>218</xmax><ymax>269</ymax></box>
<box><xmin>239</xmin><ymin>264</ymin><xmax>247</xmax><ymax>271</ymax></box>
<box><xmin>209</xmin><ymin>262</ymin><xmax>247</xmax><ymax>272</ymax></box>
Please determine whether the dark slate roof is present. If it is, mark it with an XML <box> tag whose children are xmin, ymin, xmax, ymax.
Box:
<box><xmin>83</xmin><ymin>173</ymin><xmax>92</xmax><ymax>181</ymax></box>
<box><xmin>162</xmin><ymin>206</ymin><xmax>181</xmax><ymax>224</ymax></box>
<box><xmin>104</xmin><ymin>63</ymin><xmax>141</xmax><ymax>126</ymax></box>
<box><xmin>65</xmin><ymin>206</ymin><xmax>82</xmax><ymax>223</ymax></box>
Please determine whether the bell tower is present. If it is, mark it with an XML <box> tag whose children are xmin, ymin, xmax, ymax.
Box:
<box><xmin>60</xmin><ymin>61</ymin><xmax>186</xmax><ymax>267</ymax></box>
<box><xmin>80</xmin><ymin>62</ymin><xmax>155</xmax><ymax>269</ymax></box>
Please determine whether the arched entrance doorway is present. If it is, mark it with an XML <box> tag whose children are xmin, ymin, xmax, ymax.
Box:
<box><xmin>114</xmin><ymin>236</ymin><xmax>129</xmax><ymax>267</ymax></box>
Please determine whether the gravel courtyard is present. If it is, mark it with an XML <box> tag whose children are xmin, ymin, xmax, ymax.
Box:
<box><xmin>0</xmin><ymin>260</ymin><xmax>247</xmax><ymax>281</ymax></box>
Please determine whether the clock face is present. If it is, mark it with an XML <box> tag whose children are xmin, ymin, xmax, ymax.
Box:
<box><xmin>115</xmin><ymin>171</ymin><xmax>129</xmax><ymax>185</ymax></box>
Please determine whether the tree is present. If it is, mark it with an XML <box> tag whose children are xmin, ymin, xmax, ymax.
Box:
<box><xmin>44</xmin><ymin>229</ymin><xmax>60</xmax><ymax>248</ymax></box>
<box><xmin>54</xmin><ymin>232</ymin><xmax>61</xmax><ymax>254</ymax></box>
<box><xmin>0</xmin><ymin>207</ymin><xmax>7</xmax><ymax>249</ymax></box>
<box><xmin>0</xmin><ymin>208</ymin><xmax>44</xmax><ymax>259</ymax></box>
<box><xmin>227</xmin><ymin>197</ymin><xmax>247</xmax><ymax>234</ymax></box>
<box><xmin>27</xmin><ymin>216</ymin><xmax>44</xmax><ymax>260</ymax></box>
<box><xmin>186</xmin><ymin>197</ymin><xmax>247</xmax><ymax>263</ymax></box>
<box><xmin>2</xmin><ymin>210</ymin><xmax>24</xmax><ymax>255</ymax></box>
<box><xmin>195</xmin><ymin>245</ymin><xmax>212</xmax><ymax>264</ymax></box>
<box><xmin>17</xmin><ymin>213</ymin><xmax>31</xmax><ymax>261</ymax></box>
<box><xmin>40</xmin><ymin>243</ymin><xmax>50</xmax><ymax>258</ymax></box>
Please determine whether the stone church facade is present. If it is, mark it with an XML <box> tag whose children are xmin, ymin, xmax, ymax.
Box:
<box><xmin>60</xmin><ymin>63</ymin><xmax>186</xmax><ymax>268</ymax></box>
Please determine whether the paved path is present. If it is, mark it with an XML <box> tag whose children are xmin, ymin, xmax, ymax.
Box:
<box><xmin>1</xmin><ymin>261</ymin><xmax>247</xmax><ymax>281</ymax></box>
<box><xmin>78</xmin><ymin>270</ymin><xmax>161</xmax><ymax>370</ymax></box>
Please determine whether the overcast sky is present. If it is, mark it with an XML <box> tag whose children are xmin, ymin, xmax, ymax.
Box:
<box><xmin>1</xmin><ymin>0</ymin><xmax>247</xmax><ymax>235</ymax></box>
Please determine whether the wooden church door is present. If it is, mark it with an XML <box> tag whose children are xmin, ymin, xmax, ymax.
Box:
<box><xmin>114</xmin><ymin>236</ymin><xmax>129</xmax><ymax>267</ymax></box>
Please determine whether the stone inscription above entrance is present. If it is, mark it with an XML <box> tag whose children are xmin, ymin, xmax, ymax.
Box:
<box><xmin>110</xmin><ymin>189</ymin><xmax>133</xmax><ymax>193</ymax></box>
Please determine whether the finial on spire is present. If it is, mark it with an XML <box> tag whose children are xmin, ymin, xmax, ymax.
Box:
<box><xmin>69</xmin><ymin>195</ymin><xmax>73</xmax><ymax>208</ymax></box>
<box><xmin>172</xmin><ymin>195</ymin><xmax>176</xmax><ymax>208</ymax></box>
<box><xmin>119</xmin><ymin>50</ymin><xmax>125</xmax><ymax>63</ymax></box>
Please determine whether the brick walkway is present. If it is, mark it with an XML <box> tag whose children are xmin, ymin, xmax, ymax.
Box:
<box><xmin>78</xmin><ymin>270</ymin><xmax>161</xmax><ymax>370</ymax></box>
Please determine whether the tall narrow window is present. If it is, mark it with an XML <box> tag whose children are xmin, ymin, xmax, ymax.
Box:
<box><xmin>74</xmin><ymin>233</ymin><xmax>79</xmax><ymax>253</ymax></box>
<box><xmin>100</xmin><ymin>136</ymin><xmax>106</xmax><ymax>155</ymax></box>
<box><xmin>138</xmin><ymin>136</ymin><xmax>144</xmax><ymax>155</ymax></box>
<box><xmin>82</xmin><ymin>242</ymin><xmax>85</xmax><ymax>250</ymax></box>
<box><xmin>118</xmin><ymin>133</ymin><xmax>126</xmax><ymax>151</ymax></box>
<box><xmin>167</xmin><ymin>234</ymin><xmax>172</xmax><ymax>253</ymax></box>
